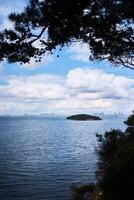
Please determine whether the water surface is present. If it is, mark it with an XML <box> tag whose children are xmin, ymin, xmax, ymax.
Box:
<box><xmin>0</xmin><ymin>117</ymin><xmax>126</xmax><ymax>200</ymax></box>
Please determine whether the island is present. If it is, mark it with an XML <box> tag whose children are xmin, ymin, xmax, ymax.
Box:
<box><xmin>66</xmin><ymin>114</ymin><xmax>102</xmax><ymax>121</ymax></box>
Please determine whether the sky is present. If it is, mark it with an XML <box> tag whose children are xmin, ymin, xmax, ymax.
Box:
<box><xmin>0</xmin><ymin>0</ymin><xmax>134</xmax><ymax>115</ymax></box>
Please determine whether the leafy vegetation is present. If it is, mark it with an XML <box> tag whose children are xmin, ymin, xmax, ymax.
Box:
<box><xmin>124</xmin><ymin>111</ymin><xmax>134</xmax><ymax>126</ymax></box>
<box><xmin>97</xmin><ymin>128</ymin><xmax>134</xmax><ymax>200</ymax></box>
<box><xmin>72</xmin><ymin>184</ymin><xmax>96</xmax><ymax>200</ymax></box>
<box><xmin>0</xmin><ymin>0</ymin><xmax>134</xmax><ymax>68</ymax></box>
<box><xmin>73</xmin><ymin>111</ymin><xmax>134</xmax><ymax>200</ymax></box>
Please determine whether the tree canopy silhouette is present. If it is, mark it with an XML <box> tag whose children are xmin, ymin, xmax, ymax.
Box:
<box><xmin>0</xmin><ymin>0</ymin><xmax>134</xmax><ymax>68</ymax></box>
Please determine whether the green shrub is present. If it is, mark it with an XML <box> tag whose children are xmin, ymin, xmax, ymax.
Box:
<box><xmin>97</xmin><ymin>116</ymin><xmax>134</xmax><ymax>200</ymax></box>
<box><xmin>73</xmin><ymin>113</ymin><xmax>134</xmax><ymax>200</ymax></box>
<box><xmin>124</xmin><ymin>111</ymin><xmax>134</xmax><ymax>126</ymax></box>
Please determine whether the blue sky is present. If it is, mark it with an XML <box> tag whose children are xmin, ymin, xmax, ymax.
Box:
<box><xmin>0</xmin><ymin>0</ymin><xmax>134</xmax><ymax>115</ymax></box>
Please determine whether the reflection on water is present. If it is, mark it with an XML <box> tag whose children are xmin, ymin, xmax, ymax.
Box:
<box><xmin>0</xmin><ymin>117</ymin><xmax>126</xmax><ymax>200</ymax></box>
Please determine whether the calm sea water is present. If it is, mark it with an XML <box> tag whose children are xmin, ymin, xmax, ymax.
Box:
<box><xmin>0</xmin><ymin>116</ymin><xmax>126</xmax><ymax>200</ymax></box>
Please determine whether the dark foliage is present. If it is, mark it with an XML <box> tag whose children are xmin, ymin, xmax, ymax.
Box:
<box><xmin>72</xmin><ymin>113</ymin><xmax>134</xmax><ymax>200</ymax></box>
<box><xmin>124</xmin><ymin>111</ymin><xmax>134</xmax><ymax>126</ymax></box>
<box><xmin>96</xmin><ymin>113</ymin><xmax>134</xmax><ymax>200</ymax></box>
<box><xmin>0</xmin><ymin>0</ymin><xmax>134</xmax><ymax>68</ymax></box>
<box><xmin>72</xmin><ymin>184</ymin><xmax>96</xmax><ymax>200</ymax></box>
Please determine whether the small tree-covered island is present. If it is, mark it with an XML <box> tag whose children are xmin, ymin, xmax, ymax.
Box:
<box><xmin>67</xmin><ymin>114</ymin><xmax>102</xmax><ymax>121</ymax></box>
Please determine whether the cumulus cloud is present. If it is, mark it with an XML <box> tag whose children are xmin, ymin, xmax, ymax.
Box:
<box><xmin>0</xmin><ymin>18</ymin><xmax>13</xmax><ymax>30</ymax></box>
<box><xmin>0</xmin><ymin>74</ymin><xmax>68</xmax><ymax>100</ymax></box>
<box><xmin>66</xmin><ymin>68</ymin><xmax>134</xmax><ymax>100</ymax></box>
<box><xmin>0</xmin><ymin>68</ymin><xmax>133</xmax><ymax>115</ymax></box>
<box><xmin>0</xmin><ymin>0</ymin><xmax>28</xmax><ymax>31</ymax></box>
<box><xmin>67</xmin><ymin>42</ymin><xmax>91</xmax><ymax>62</ymax></box>
<box><xmin>21</xmin><ymin>54</ymin><xmax>53</xmax><ymax>69</ymax></box>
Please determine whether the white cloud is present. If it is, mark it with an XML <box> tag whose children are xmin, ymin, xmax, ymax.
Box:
<box><xmin>0</xmin><ymin>0</ymin><xmax>28</xmax><ymax>30</ymax></box>
<box><xmin>67</xmin><ymin>42</ymin><xmax>91</xmax><ymax>62</ymax></box>
<box><xmin>1</xmin><ymin>74</ymin><xmax>68</xmax><ymax>100</ymax></box>
<box><xmin>21</xmin><ymin>54</ymin><xmax>53</xmax><ymax>69</ymax></box>
<box><xmin>0</xmin><ymin>68</ymin><xmax>133</xmax><ymax>115</ymax></box>
<box><xmin>19</xmin><ymin>39</ymin><xmax>53</xmax><ymax>69</ymax></box>
<box><xmin>0</xmin><ymin>18</ymin><xmax>13</xmax><ymax>30</ymax></box>
<box><xmin>66</xmin><ymin>68</ymin><xmax>134</xmax><ymax>100</ymax></box>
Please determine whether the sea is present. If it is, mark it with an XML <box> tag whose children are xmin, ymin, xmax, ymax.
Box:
<box><xmin>0</xmin><ymin>116</ymin><xmax>127</xmax><ymax>200</ymax></box>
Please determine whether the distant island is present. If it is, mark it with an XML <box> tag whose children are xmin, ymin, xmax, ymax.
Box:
<box><xmin>66</xmin><ymin>114</ymin><xmax>102</xmax><ymax>121</ymax></box>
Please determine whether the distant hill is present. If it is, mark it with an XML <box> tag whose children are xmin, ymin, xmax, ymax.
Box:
<box><xmin>66</xmin><ymin>114</ymin><xmax>102</xmax><ymax>121</ymax></box>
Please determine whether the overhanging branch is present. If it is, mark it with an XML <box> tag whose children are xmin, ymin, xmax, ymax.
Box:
<box><xmin>29</xmin><ymin>27</ymin><xmax>46</xmax><ymax>44</ymax></box>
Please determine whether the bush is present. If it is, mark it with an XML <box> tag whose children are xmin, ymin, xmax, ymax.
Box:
<box><xmin>73</xmin><ymin>113</ymin><xmax>134</xmax><ymax>200</ymax></box>
<box><xmin>124</xmin><ymin>111</ymin><xmax>134</xmax><ymax>126</ymax></box>
<box><xmin>72</xmin><ymin>184</ymin><xmax>95</xmax><ymax>200</ymax></box>
<box><xmin>97</xmin><ymin>114</ymin><xmax>134</xmax><ymax>200</ymax></box>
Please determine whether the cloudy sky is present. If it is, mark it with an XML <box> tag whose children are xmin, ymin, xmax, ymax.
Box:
<box><xmin>0</xmin><ymin>0</ymin><xmax>134</xmax><ymax>115</ymax></box>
